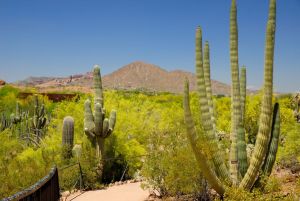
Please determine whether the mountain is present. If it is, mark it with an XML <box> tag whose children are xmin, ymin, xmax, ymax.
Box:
<box><xmin>102</xmin><ymin>61</ymin><xmax>232</xmax><ymax>95</ymax></box>
<box><xmin>15</xmin><ymin>61</ymin><xmax>234</xmax><ymax>95</ymax></box>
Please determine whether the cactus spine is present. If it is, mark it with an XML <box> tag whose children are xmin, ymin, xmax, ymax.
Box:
<box><xmin>183</xmin><ymin>0</ymin><xmax>278</xmax><ymax>195</ymax></box>
<box><xmin>84</xmin><ymin>65</ymin><xmax>117</xmax><ymax>180</ymax></box>
<box><xmin>62</xmin><ymin>116</ymin><xmax>74</xmax><ymax>160</ymax></box>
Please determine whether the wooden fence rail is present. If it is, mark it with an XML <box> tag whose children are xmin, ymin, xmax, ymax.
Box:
<box><xmin>1</xmin><ymin>166</ymin><xmax>60</xmax><ymax>201</ymax></box>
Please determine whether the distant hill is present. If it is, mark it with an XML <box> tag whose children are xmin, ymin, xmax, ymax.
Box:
<box><xmin>15</xmin><ymin>61</ymin><xmax>239</xmax><ymax>95</ymax></box>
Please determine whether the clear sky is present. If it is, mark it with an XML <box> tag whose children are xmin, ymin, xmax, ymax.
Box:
<box><xmin>0</xmin><ymin>0</ymin><xmax>299</xmax><ymax>92</ymax></box>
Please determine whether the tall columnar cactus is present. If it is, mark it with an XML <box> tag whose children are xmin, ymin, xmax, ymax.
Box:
<box><xmin>239</xmin><ymin>0</ymin><xmax>276</xmax><ymax>189</ymax></box>
<box><xmin>62</xmin><ymin>116</ymin><xmax>74</xmax><ymax>160</ymax></box>
<box><xmin>203</xmin><ymin>41</ymin><xmax>216</xmax><ymax>132</ymax></box>
<box><xmin>84</xmin><ymin>65</ymin><xmax>117</xmax><ymax>179</ymax></box>
<box><xmin>240</xmin><ymin>66</ymin><xmax>246</xmax><ymax>124</ymax></box>
<box><xmin>183</xmin><ymin>0</ymin><xmax>278</xmax><ymax>196</ymax></box>
<box><xmin>195</xmin><ymin>27</ymin><xmax>230</xmax><ymax>183</ymax></box>
<box><xmin>229</xmin><ymin>0</ymin><xmax>248</xmax><ymax>181</ymax></box>
<box><xmin>31</xmin><ymin>95</ymin><xmax>47</xmax><ymax>141</ymax></box>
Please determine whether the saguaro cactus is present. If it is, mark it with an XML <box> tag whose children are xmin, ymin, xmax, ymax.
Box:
<box><xmin>183</xmin><ymin>0</ymin><xmax>278</xmax><ymax>196</ymax></box>
<box><xmin>84</xmin><ymin>65</ymin><xmax>117</xmax><ymax>180</ymax></box>
<box><xmin>62</xmin><ymin>116</ymin><xmax>74</xmax><ymax>160</ymax></box>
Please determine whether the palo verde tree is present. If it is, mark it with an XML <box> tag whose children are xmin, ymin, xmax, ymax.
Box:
<box><xmin>183</xmin><ymin>0</ymin><xmax>279</xmax><ymax>196</ymax></box>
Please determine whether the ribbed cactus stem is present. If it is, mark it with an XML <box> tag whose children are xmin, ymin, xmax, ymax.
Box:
<box><xmin>203</xmin><ymin>41</ymin><xmax>217</xmax><ymax>133</ymax></box>
<box><xmin>240</xmin><ymin>66</ymin><xmax>246</xmax><ymax>123</ymax></box>
<box><xmin>240</xmin><ymin>0</ymin><xmax>276</xmax><ymax>190</ymax></box>
<box><xmin>195</xmin><ymin>27</ymin><xmax>230</xmax><ymax>183</ymax></box>
<box><xmin>262</xmin><ymin>102</ymin><xmax>280</xmax><ymax>176</ymax></box>
<box><xmin>93</xmin><ymin>65</ymin><xmax>104</xmax><ymax>106</ymax></box>
<box><xmin>237</xmin><ymin>68</ymin><xmax>248</xmax><ymax>178</ymax></box>
<box><xmin>229</xmin><ymin>0</ymin><xmax>242</xmax><ymax>183</ymax></box>
<box><xmin>183</xmin><ymin>79</ymin><xmax>225</xmax><ymax>195</ymax></box>
<box><xmin>62</xmin><ymin>116</ymin><xmax>74</xmax><ymax>159</ymax></box>
<box><xmin>95</xmin><ymin>103</ymin><xmax>103</xmax><ymax>136</ymax></box>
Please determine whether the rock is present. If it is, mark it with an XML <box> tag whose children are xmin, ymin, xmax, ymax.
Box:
<box><xmin>0</xmin><ymin>80</ymin><xmax>6</xmax><ymax>85</ymax></box>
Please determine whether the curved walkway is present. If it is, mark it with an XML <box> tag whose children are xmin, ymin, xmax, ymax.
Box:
<box><xmin>66</xmin><ymin>182</ymin><xmax>150</xmax><ymax>201</ymax></box>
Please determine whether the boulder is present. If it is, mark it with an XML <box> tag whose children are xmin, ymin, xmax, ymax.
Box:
<box><xmin>0</xmin><ymin>80</ymin><xmax>6</xmax><ymax>85</ymax></box>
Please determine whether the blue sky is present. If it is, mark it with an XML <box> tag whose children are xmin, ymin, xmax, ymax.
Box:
<box><xmin>0</xmin><ymin>0</ymin><xmax>299</xmax><ymax>92</ymax></box>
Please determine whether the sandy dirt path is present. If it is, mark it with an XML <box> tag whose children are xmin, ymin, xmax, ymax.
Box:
<box><xmin>67</xmin><ymin>182</ymin><xmax>150</xmax><ymax>201</ymax></box>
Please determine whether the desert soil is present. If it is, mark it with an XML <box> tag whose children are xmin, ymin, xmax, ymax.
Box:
<box><xmin>63</xmin><ymin>182</ymin><xmax>150</xmax><ymax>201</ymax></box>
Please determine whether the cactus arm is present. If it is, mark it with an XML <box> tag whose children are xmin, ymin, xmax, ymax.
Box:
<box><xmin>203</xmin><ymin>41</ymin><xmax>217</xmax><ymax>133</ymax></box>
<box><xmin>108</xmin><ymin>110</ymin><xmax>116</xmax><ymax>130</ymax></box>
<box><xmin>262</xmin><ymin>102</ymin><xmax>280</xmax><ymax>176</ymax></box>
<box><xmin>84</xmin><ymin>128</ymin><xmax>95</xmax><ymax>138</ymax></box>
<box><xmin>93</xmin><ymin>65</ymin><xmax>104</xmax><ymax>106</ymax></box>
<box><xmin>103</xmin><ymin>110</ymin><xmax>117</xmax><ymax>138</ymax></box>
<box><xmin>240</xmin><ymin>66</ymin><xmax>246</xmax><ymax>123</ymax></box>
<box><xmin>195</xmin><ymin>27</ymin><xmax>230</xmax><ymax>183</ymax></box>
<box><xmin>84</xmin><ymin>99</ymin><xmax>95</xmax><ymax>134</ymax></box>
<box><xmin>102</xmin><ymin>118</ymin><xmax>109</xmax><ymax>137</ymax></box>
<box><xmin>240</xmin><ymin>0</ymin><xmax>276</xmax><ymax>190</ymax></box>
<box><xmin>183</xmin><ymin>79</ymin><xmax>225</xmax><ymax>196</ymax></box>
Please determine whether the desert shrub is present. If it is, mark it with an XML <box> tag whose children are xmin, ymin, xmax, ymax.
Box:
<box><xmin>141</xmin><ymin>92</ymin><xmax>209</xmax><ymax>199</ymax></box>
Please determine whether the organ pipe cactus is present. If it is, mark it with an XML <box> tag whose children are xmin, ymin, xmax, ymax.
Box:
<box><xmin>84</xmin><ymin>65</ymin><xmax>117</xmax><ymax>179</ymax></box>
<box><xmin>62</xmin><ymin>116</ymin><xmax>74</xmax><ymax>160</ymax></box>
<box><xmin>183</xmin><ymin>0</ymin><xmax>278</xmax><ymax>196</ymax></box>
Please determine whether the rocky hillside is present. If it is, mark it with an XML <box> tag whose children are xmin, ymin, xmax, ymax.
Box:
<box><xmin>15</xmin><ymin>61</ymin><xmax>235</xmax><ymax>95</ymax></box>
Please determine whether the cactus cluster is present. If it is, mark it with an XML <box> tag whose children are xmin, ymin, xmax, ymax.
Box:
<box><xmin>62</xmin><ymin>116</ymin><xmax>74</xmax><ymax>160</ymax></box>
<box><xmin>84</xmin><ymin>65</ymin><xmax>117</xmax><ymax>179</ymax></box>
<box><xmin>7</xmin><ymin>95</ymin><xmax>48</xmax><ymax>146</ymax></box>
<box><xmin>10</xmin><ymin>102</ymin><xmax>22</xmax><ymax>124</ymax></box>
<box><xmin>183</xmin><ymin>0</ymin><xmax>279</xmax><ymax>196</ymax></box>
<box><xmin>31</xmin><ymin>95</ymin><xmax>47</xmax><ymax>140</ymax></box>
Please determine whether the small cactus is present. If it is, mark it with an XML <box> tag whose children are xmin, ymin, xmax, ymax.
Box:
<box><xmin>62</xmin><ymin>116</ymin><xmax>74</xmax><ymax>159</ymax></box>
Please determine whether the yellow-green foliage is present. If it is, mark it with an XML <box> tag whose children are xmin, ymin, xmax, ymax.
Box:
<box><xmin>0</xmin><ymin>88</ymin><xmax>299</xmax><ymax>198</ymax></box>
